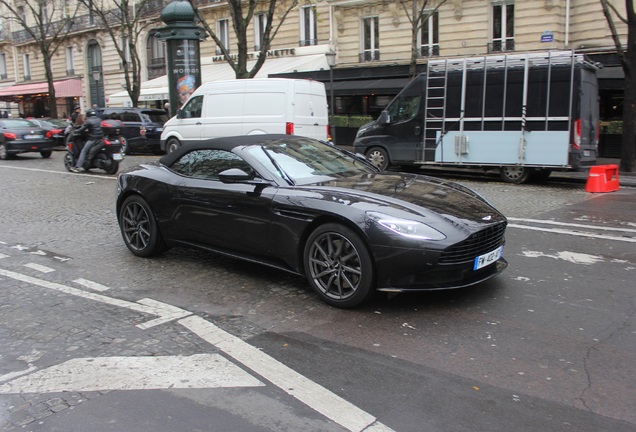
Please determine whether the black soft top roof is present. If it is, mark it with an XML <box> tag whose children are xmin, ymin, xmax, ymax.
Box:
<box><xmin>159</xmin><ymin>134</ymin><xmax>302</xmax><ymax>166</ymax></box>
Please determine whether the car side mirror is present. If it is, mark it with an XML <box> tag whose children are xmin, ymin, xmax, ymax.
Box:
<box><xmin>377</xmin><ymin>110</ymin><xmax>390</xmax><ymax>125</ymax></box>
<box><xmin>176</xmin><ymin>109</ymin><xmax>184</xmax><ymax>119</ymax></box>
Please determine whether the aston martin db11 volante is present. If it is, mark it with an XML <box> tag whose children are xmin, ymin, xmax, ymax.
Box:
<box><xmin>116</xmin><ymin>134</ymin><xmax>508</xmax><ymax>308</ymax></box>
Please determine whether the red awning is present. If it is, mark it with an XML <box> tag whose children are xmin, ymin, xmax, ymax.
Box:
<box><xmin>0</xmin><ymin>78</ymin><xmax>82</xmax><ymax>99</ymax></box>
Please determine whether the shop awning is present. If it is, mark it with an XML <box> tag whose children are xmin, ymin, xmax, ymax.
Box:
<box><xmin>0</xmin><ymin>78</ymin><xmax>83</xmax><ymax>100</ymax></box>
<box><xmin>108</xmin><ymin>53</ymin><xmax>331</xmax><ymax>105</ymax></box>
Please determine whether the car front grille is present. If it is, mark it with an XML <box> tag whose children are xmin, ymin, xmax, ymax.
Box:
<box><xmin>439</xmin><ymin>222</ymin><xmax>507</xmax><ymax>264</ymax></box>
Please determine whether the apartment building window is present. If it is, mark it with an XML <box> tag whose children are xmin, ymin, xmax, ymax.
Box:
<box><xmin>216</xmin><ymin>19</ymin><xmax>229</xmax><ymax>55</ymax></box>
<box><xmin>0</xmin><ymin>53</ymin><xmax>7</xmax><ymax>80</ymax></box>
<box><xmin>254</xmin><ymin>13</ymin><xmax>267</xmax><ymax>51</ymax></box>
<box><xmin>419</xmin><ymin>10</ymin><xmax>439</xmax><ymax>57</ymax></box>
<box><xmin>23</xmin><ymin>54</ymin><xmax>31</xmax><ymax>81</ymax></box>
<box><xmin>490</xmin><ymin>1</ymin><xmax>514</xmax><ymax>52</ymax></box>
<box><xmin>360</xmin><ymin>16</ymin><xmax>379</xmax><ymax>62</ymax></box>
<box><xmin>146</xmin><ymin>30</ymin><xmax>166</xmax><ymax>80</ymax></box>
<box><xmin>300</xmin><ymin>5</ymin><xmax>317</xmax><ymax>46</ymax></box>
<box><xmin>66</xmin><ymin>46</ymin><xmax>75</xmax><ymax>75</ymax></box>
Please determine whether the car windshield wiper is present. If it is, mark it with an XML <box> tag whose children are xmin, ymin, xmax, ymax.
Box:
<box><xmin>261</xmin><ymin>147</ymin><xmax>295</xmax><ymax>186</ymax></box>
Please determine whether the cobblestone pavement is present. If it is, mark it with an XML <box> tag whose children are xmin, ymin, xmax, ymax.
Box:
<box><xmin>1</xmin><ymin>153</ymin><xmax>635</xmax><ymax>431</ymax></box>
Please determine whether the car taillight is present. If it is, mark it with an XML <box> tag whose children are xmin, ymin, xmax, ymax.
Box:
<box><xmin>103</xmin><ymin>139</ymin><xmax>111</xmax><ymax>146</ymax></box>
<box><xmin>46</xmin><ymin>129</ymin><xmax>61</xmax><ymax>138</ymax></box>
<box><xmin>140</xmin><ymin>126</ymin><xmax>146</xmax><ymax>136</ymax></box>
<box><xmin>572</xmin><ymin>119</ymin><xmax>581</xmax><ymax>150</ymax></box>
<box><xmin>286</xmin><ymin>122</ymin><xmax>294</xmax><ymax>135</ymax></box>
<box><xmin>68</xmin><ymin>142</ymin><xmax>73</xmax><ymax>151</ymax></box>
<box><xmin>3</xmin><ymin>132</ymin><xmax>17</xmax><ymax>139</ymax></box>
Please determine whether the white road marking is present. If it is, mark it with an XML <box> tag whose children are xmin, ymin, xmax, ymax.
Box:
<box><xmin>508</xmin><ymin>224</ymin><xmax>636</xmax><ymax>243</ymax></box>
<box><xmin>0</xmin><ymin>366</ymin><xmax>38</xmax><ymax>384</ymax></box>
<box><xmin>73</xmin><ymin>278</ymin><xmax>110</xmax><ymax>292</ymax></box>
<box><xmin>0</xmin><ymin>267</ymin><xmax>394</xmax><ymax>432</ymax></box>
<box><xmin>0</xmin><ymin>354</ymin><xmax>263</xmax><ymax>393</ymax></box>
<box><xmin>508</xmin><ymin>217</ymin><xmax>636</xmax><ymax>233</ymax></box>
<box><xmin>0</xmin><ymin>165</ymin><xmax>115</xmax><ymax>180</ymax></box>
<box><xmin>0</xmin><ymin>268</ymin><xmax>191</xmax><ymax>328</ymax></box>
<box><xmin>520</xmin><ymin>250</ymin><xmax>604</xmax><ymax>265</ymax></box>
<box><xmin>179</xmin><ymin>315</ymin><xmax>394</xmax><ymax>432</ymax></box>
<box><xmin>24</xmin><ymin>263</ymin><xmax>55</xmax><ymax>273</ymax></box>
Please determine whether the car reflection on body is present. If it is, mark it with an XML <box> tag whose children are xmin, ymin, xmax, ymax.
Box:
<box><xmin>116</xmin><ymin>134</ymin><xmax>508</xmax><ymax>308</ymax></box>
<box><xmin>0</xmin><ymin>118</ymin><xmax>54</xmax><ymax>160</ymax></box>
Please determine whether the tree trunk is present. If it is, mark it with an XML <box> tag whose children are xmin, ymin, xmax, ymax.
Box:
<box><xmin>44</xmin><ymin>54</ymin><xmax>57</xmax><ymax>119</ymax></box>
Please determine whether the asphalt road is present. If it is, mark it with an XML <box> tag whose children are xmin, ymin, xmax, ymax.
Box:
<box><xmin>1</xmin><ymin>151</ymin><xmax>635</xmax><ymax>432</ymax></box>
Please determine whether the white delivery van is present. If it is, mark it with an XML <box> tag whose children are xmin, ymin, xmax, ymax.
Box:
<box><xmin>160</xmin><ymin>78</ymin><xmax>328</xmax><ymax>153</ymax></box>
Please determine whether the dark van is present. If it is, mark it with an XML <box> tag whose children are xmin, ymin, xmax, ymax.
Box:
<box><xmin>99</xmin><ymin>107</ymin><xmax>169</xmax><ymax>154</ymax></box>
<box><xmin>353</xmin><ymin>51</ymin><xmax>600</xmax><ymax>183</ymax></box>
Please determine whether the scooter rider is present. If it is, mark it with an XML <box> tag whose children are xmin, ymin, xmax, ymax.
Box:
<box><xmin>71</xmin><ymin>108</ymin><xmax>103</xmax><ymax>172</ymax></box>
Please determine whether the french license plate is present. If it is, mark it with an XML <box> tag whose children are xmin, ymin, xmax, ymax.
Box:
<box><xmin>24</xmin><ymin>134</ymin><xmax>43</xmax><ymax>139</ymax></box>
<box><xmin>473</xmin><ymin>246</ymin><xmax>503</xmax><ymax>270</ymax></box>
<box><xmin>112</xmin><ymin>153</ymin><xmax>123</xmax><ymax>161</ymax></box>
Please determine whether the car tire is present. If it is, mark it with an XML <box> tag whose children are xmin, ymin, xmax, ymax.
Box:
<box><xmin>63</xmin><ymin>153</ymin><xmax>75</xmax><ymax>172</ymax></box>
<box><xmin>304</xmin><ymin>223</ymin><xmax>375</xmax><ymax>308</ymax></box>
<box><xmin>0</xmin><ymin>143</ymin><xmax>8</xmax><ymax>160</ymax></box>
<box><xmin>500</xmin><ymin>166</ymin><xmax>530</xmax><ymax>184</ymax></box>
<box><xmin>40</xmin><ymin>150</ymin><xmax>52</xmax><ymax>158</ymax></box>
<box><xmin>119</xmin><ymin>195</ymin><xmax>166</xmax><ymax>258</ymax></box>
<box><xmin>166</xmin><ymin>137</ymin><xmax>181</xmax><ymax>154</ymax></box>
<box><xmin>366</xmin><ymin>147</ymin><xmax>390</xmax><ymax>171</ymax></box>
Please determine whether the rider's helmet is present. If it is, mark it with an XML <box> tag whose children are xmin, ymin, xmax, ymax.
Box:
<box><xmin>86</xmin><ymin>109</ymin><xmax>97</xmax><ymax>118</ymax></box>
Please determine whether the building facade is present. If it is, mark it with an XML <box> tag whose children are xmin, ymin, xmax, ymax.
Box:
<box><xmin>0</xmin><ymin>0</ymin><xmax>628</xmax><ymax>134</ymax></box>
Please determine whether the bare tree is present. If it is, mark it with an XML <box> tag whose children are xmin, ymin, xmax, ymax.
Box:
<box><xmin>191</xmin><ymin>0</ymin><xmax>298</xmax><ymax>79</ymax></box>
<box><xmin>400</xmin><ymin>0</ymin><xmax>447</xmax><ymax>79</ymax></box>
<box><xmin>600</xmin><ymin>0</ymin><xmax>635</xmax><ymax>172</ymax></box>
<box><xmin>79</xmin><ymin>0</ymin><xmax>160</xmax><ymax>107</ymax></box>
<box><xmin>1</xmin><ymin>0</ymin><xmax>80</xmax><ymax>118</ymax></box>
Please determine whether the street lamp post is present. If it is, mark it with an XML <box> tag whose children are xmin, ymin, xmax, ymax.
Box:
<box><xmin>325</xmin><ymin>49</ymin><xmax>337</xmax><ymax>145</ymax></box>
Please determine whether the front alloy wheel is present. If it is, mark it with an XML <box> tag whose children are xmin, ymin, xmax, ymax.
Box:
<box><xmin>119</xmin><ymin>195</ymin><xmax>165</xmax><ymax>257</ymax></box>
<box><xmin>304</xmin><ymin>223</ymin><xmax>374</xmax><ymax>308</ymax></box>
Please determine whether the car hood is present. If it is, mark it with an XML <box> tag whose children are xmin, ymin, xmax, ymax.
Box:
<box><xmin>300</xmin><ymin>172</ymin><xmax>505</xmax><ymax>227</ymax></box>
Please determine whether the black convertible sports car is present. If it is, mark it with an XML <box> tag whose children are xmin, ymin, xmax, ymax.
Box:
<box><xmin>116</xmin><ymin>134</ymin><xmax>508</xmax><ymax>308</ymax></box>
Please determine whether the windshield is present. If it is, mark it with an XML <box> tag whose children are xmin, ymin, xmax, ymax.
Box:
<box><xmin>245</xmin><ymin>137</ymin><xmax>375</xmax><ymax>185</ymax></box>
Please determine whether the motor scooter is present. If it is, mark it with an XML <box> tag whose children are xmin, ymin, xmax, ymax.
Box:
<box><xmin>64</xmin><ymin>119</ymin><xmax>124</xmax><ymax>175</ymax></box>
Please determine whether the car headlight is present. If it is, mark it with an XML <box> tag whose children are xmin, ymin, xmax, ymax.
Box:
<box><xmin>368</xmin><ymin>212</ymin><xmax>446</xmax><ymax>240</ymax></box>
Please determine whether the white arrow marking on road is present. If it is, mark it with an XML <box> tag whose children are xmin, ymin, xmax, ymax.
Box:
<box><xmin>0</xmin><ymin>354</ymin><xmax>263</xmax><ymax>393</ymax></box>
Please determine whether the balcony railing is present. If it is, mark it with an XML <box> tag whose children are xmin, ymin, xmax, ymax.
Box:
<box><xmin>488</xmin><ymin>39</ymin><xmax>515</xmax><ymax>53</ymax></box>
<box><xmin>299</xmin><ymin>39</ymin><xmax>318</xmax><ymax>47</ymax></box>
<box><xmin>359</xmin><ymin>50</ymin><xmax>380</xmax><ymax>62</ymax></box>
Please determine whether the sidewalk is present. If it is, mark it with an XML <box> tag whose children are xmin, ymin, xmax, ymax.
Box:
<box><xmin>337</xmin><ymin>146</ymin><xmax>636</xmax><ymax>187</ymax></box>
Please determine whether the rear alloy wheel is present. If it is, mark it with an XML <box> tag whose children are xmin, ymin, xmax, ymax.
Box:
<box><xmin>366</xmin><ymin>147</ymin><xmax>390</xmax><ymax>171</ymax></box>
<box><xmin>120</xmin><ymin>136</ymin><xmax>129</xmax><ymax>155</ymax></box>
<box><xmin>500</xmin><ymin>166</ymin><xmax>530</xmax><ymax>184</ymax></box>
<box><xmin>167</xmin><ymin>137</ymin><xmax>181</xmax><ymax>154</ymax></box>
<box><xmin>119</xmin><ymin>195</ymin><xmax>166</xmax><ymax>257</ymax></box>
<box><xmin>304</xmin><ymin>223</ymin><xmax>375</xmax><ymax>308</ymax></box>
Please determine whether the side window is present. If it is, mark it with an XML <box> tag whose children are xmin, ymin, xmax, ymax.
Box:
<box><xmin>387</xmin><ymin>95</ymin><xmax>421</xmax><ymax>123</ymax></box>
<box><xmin>181</xmin><ymin>95</ymin><xmax>203</xmax><ymax>119</ymax></box>
<box><xmin>170</xmin><ymin>149</ymin><xmax>253</xmax><ymax>180</ymax></box>
<box><xmin>121</xmin><ymin>111</ymin><xmax>139</xmax><ymax>122</ymax></box>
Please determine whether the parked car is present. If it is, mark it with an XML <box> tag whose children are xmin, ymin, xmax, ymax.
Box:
<box><xmin>98</xmin><ymin>107</ymin><xmax>168</xmax><ymax>155</ymax></box>
<box><xmin>28</xmin><ymin>118</ymin><xmax>71</xmax><ymax>148</ymax></box>
<box><xmin>116</xmin><ymin>134</ymin><xmax>508</xmax><ymax>308</ymax></box>
<box><xmin>0</xmin><ymin>118</ymin><xmax>54</xmax><ymax>160</ymax></box>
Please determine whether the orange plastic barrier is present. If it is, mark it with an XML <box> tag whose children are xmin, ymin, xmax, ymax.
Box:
<box><xmin>585</xmin><ymin>164</ymin><xmax>620</xmax><ymax>193</ymax></box>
